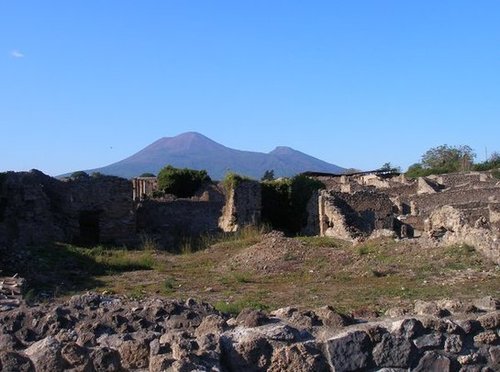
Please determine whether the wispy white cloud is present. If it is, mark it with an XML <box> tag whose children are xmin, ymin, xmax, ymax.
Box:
<box><xmin>10</xmin><ymin>49</ymin><xmax>25</xmax><ymax>58</ymax></box>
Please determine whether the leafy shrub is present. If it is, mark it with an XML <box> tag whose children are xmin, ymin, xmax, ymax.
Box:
<box><xmin>163</xmin><ymin>276</ymin><xmax>177</xmax><ymax>294</ymax></box>
<box><xmin>261</xmin><ymin>178</ymin><xmax>292</xmax><ymax>231</ymax></box>
<box><xmin>157</xmin><ymin>165</ymin><xmax>210</xmax><ymax>198</ymax></box>
<box><xmin>70</xmin><ymin>171</ymin><xmax>89</xmax><ymax>180</ymax></box>
<box><xmin>474</xmin><ymin>152</ymin><xmax>500</xmax><ymax>172</ymax></box>
<box><xmin>261</xmin><ymin>169</ymin><xmax>275</xmax><ymax>181</ymax></box>
<box><xmin>405</xmin><ymin>145</ymin><xmax>481</xmax><ymax>178</ymax></box>
<box><xmin>152</xmin><ymin>190</ymin><xmax>165</xmax><ymax>198</ymax></box>
<box><xmin>421</xmin><ymin>144</ymin><xmax>475</xmax><ymax>171</ymax></box>
<box><xmin>261</xmin><ymin>175</ymin><xmax>324</xmax><ymax>233</ymax></box>
<box><xmin>222</xmin><ymin>172</ymin><xmax>251</xmax><ymax>193</ymax></box>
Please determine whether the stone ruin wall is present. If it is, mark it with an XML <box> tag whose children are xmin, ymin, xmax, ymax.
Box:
<box><xmin>1</xmin><ymin>293</ymin><xmax>500</xmax><ymax>371</ymax></box>
<box><xmin>317</xmin><ymin>190</ymin><xmax>395</xmax><ymax>239</ymax></box>
<box><xmin>1</xmin><ymin>169</ymin><xmax>498</xmax><ymax>262</ymax></box>
<box><xmin>218</xmin><ymin>180</ymin><xmax>261</xmax><ymax>232</ymax></box>
<box><xmin>0</xmin><ymin>171</ymin><xmax>263</xmax><ymax>250</ymax></box>
<box><xmin>136</xmin><ymin>199</ymin><xmax>225</xmax><ymax>248</ymax></box>
<box><xmin>136</xmin><ymin>179</ymin><xmax>261</xmax><ymax>247</ymax></box>
<box><xmin>0</xmin><ymin>170</ymin><xmax>65</xmax><ymax>247</ymax></box>
<box><xmin>0</xmin><ymin>170</ymin><xmax>135</xmax><ymax>247</ymax></box>
<box><xmin>311</xmin><ymin>170</ymin><xmax>500</xmax><ymax>262</ymax></box>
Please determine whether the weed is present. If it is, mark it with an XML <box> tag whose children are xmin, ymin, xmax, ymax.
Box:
<box><xmin>233</xmin><ymin>272</ymin><xmax>252</xmax><ymax>283</ymax></box>
<box><xmin>357</xmin><ymin>245</ymin><xmax>371</xmax><ymax>255</ymax></box>
<box><xmin>180</xmin><ymin>238</ymin><xmax>194</xmax><ymax>255</ymax></box>
<box><xmin>23</xmin><ymin>288</ymin><xmax>37</xmax><ymax>303</ymax></box>
<box><xmin>222</xmin><ymin>172</ymin><xmax>252</xmax><ymax>193</ymax></box>
<box><xmin>139</xmin><ymin>234</ymin><xmax>161</xmax><ymax>251</ymax></box>
<box><xmin>127</xmin><ymin>287</ymin><xmax>146</xmax><ymax>300</ymax></box>
<box><xmin>87</xmin><ymin>247</ymin><xmax>156</xmax><ymax>272</ymax></box>
<box><xmin>445</xmin><ymin>244</ymin><xmax>475</xmax><ymax>258</ymax></box>
<box><xmin>298</xmin><ymin>236</ymin><xmax>344</xmax><ymax>248</ymax></box>
<box><xmin>163</xmin><ymin>277</ymin><xmax>177</xmax><ymax>294</ymax></box>
<box><xmin>214</xmin><ymin>298</ymin><xmax>270</xmax><ymax>316</ymax></box>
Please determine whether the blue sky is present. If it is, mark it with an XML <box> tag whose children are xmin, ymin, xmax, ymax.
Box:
<box><xmin>1</xmin><ymin>1</ymin><xmax>499</xmax><ymax>176</ymax></box>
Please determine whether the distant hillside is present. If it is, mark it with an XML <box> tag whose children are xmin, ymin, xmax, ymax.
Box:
<box><xmin>71</xmin><ymin>132</ymin><xmax>346</xmax><ymax>179</ymax></box>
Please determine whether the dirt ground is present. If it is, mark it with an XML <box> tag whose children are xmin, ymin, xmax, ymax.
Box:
<box><xmin>89</xmin><ymin>232</ymin><xmax>499</xmax><ymax>315</ymax></box>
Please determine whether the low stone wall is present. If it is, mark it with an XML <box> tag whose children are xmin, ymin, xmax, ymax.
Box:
<box><xmin>427</xmin><ymin>205</ymin><xmax>500</xmax><ymax>265</ymax></box>
<box><xmin>136</xmin><ymin>198</ymin><xmax>225</xmax><ymax>248</ymax></box>
<box><xmin>406</xmin><ymin>187</ymin><xmax>499</xmax><ymax>217</ymax></box>
<box><xmin>0</xmin><ymin>294</ymin><xmax>498</xmax><ymax>371</ymax></box>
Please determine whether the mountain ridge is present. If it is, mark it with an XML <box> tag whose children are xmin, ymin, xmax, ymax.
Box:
<box><xmin>70</xmin><ymin>132</ymin><xmax>346</xmax><ymax>179</ymax></box>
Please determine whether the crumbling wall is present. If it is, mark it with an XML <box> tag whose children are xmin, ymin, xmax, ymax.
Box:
<box><xmin>318</xmin><ymin>191</ymin><xmax>353</xmax><ymax>240</ymax></box>
<box><xmin>219</xmin><ymin>180</ymin><xmax>261</xmax><ymax>232</ymax></box>
<box><xmin>312</xmin><ymin>170</ymin><xmax>500</xmax><ymax>262</ymax></box>
<box><xmin>426</xmin><ymin>205</ymin><xmax>500</xmax><ymax>264</ymax></box>
<box><xmin>403</xmin><ymin>187</ymin><xmax>499</xmax><ymax>223</ymax></box>
<box><xmin>0</xmin><ymin>171</ymin><xmax>264</xmax><ymax>250</ymax></box>
<box><xmin>0</xmin><ymin>170</ymin><xmax>66</xmax><ymax>246</ymax></box>
<box><xmin>301</xmin><ymin>190</ymin><xmax>320</xmax><ymax>236</ymax></box>
<box><xmin>318</xmin><ymin>190</ymin><xmax>394</xmax><ymax>240</ymax></box>
<box><xmin>64</xmin><ymin>176</ymin><xmax>136</xmax><ymax>246</ymax></box>
<box><xmin>136</xmin><ymin>199</ymin><xmax>225</xmax><ymax>248</ymax></box>
<box><xmin>136</xmin><ymin>180</ymin><xmax>260</xmax><ymax>247</ymax></box>
<box><xmin>0</xmin><ymin>171</ymin><xmax>136</xmax><ymax>247</ymax></box>
<box><xmin>489</xmin><ymin>203</ymin><xmax>500</xmax><ymax>233</ymax></box>
<box><xmin>437</xmin><ymin>172</ymin><xmax>484</xmax><ymax>188</ymax></box>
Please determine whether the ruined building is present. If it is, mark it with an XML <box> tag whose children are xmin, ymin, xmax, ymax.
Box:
<box><xmin>0</xmin><ymin>169</ymin><xmax>498</xmax><ymax>263</ymax></box>
<box><xmin>309</xmin><ymin>170</ymin><xmax>500</xmax><ymax>264</ymax></box>
<box><xmin>0</xmin><ymin>170</ymin><xmax>261</xmax><ymax>250</ymax></box>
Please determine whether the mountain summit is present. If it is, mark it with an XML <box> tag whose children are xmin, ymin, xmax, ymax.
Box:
<box><xmin>82</xmin><ymin>132</ymin><xmax>346</xmax><ymax>179</ymax></box>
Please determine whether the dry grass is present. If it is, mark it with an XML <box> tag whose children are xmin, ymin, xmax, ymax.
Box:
<box><xmin>23</xmin><ymin>231</ymin><xmax>500</xmax><ymax>315</ymax></box>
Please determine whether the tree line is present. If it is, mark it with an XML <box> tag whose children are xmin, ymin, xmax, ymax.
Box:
<box><xmin>404</xmin><ymin>145</ymin><xmax>500</xmax><ymax>178</ymax></box>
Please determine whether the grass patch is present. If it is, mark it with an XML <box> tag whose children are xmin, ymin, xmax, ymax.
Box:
<box><xmin>139</xmin><ymin>234</ymin><xmax>161</xmax><ymax>251</ymax></box>
<box><xmin>211</xmin><ymin>224</ymin><xmax>270</xmax><ymax>250</ymax></box>
<box><xmin>442</xmin><ymin>244</ymin><xmax>483</xmax><ymax>270</ymax></box>
<box><xmin>163</xmin><ymin>276</ymin><xmax>177</xmax><ymax>294</ymax></box>
<box><xmin>12</xmin><ymin>234</ymin><xmax>498</xmax><ymax>315</ymax></box>
<box><xmin>168</xmin><ymin>224</ymin><xmax>269</xmax><ymax>254</ymax></box>
<box><xmin>298</xmin><ymin>236</ymin><xmax>344</xmax><ymax>248</ymax></box>
<box><xmin>233</xmin><ymin>272</ymin><xmax>253</xmax><ymax>283</ymax></box>
<box><xmin>85</xmin><ymin>246</ymin><xmax>156</xmax><ymax>272</ymax></box>
<box><xmin>214</xmin><ymin>298</ymin><xmax>270</xmax><ymax>316</ymax></box>
<box><xmin>16</xmin><ymin>243</ymin><xmax>157</xmax><ymax>299</ymax></box>
<box><xmin>356</xmin><ymin>243</ymin><xmax>382</xmax><ymax>256</ymax></box>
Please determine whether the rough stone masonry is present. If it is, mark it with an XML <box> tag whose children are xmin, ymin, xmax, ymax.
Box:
<box><xmin>0</xmin><ymin>293</ymin><xmax>498</xmax><ymax>371</ymax></box>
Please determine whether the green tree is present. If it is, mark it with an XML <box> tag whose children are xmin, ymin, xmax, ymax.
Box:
<box><xmin>139</xmin><ymin>172</ymin><xmax>156</xmax><ymax>177</ymax></box>
<box><xmin>261</xmin><ymin>175</ymin><xmax>324</xmax><ymax>233</ymax></box>
<box><xmin>474</xmin><ymin>151</ymin><xmax>500</xmax><ymax>171</ymax></box>
<box><xmin>421</xmin><ymin>144</ymin><xmax>475</xmax><ymax>172</ymax></box>
<box><xmin>380</xmin><ymin>162</ymin><xmax>401</xmax><ymax>172</ymax></box>
<box><xmin>70</xmin><ymin>171</ymin><xmax>89</xmax><ymax>180</ymax></box>
<box><xmin>261</xmin><ymin>169</ymin><xmax>275</xmax><ymax>181</ymax></box>
<box><xmin>157</xmin><ymin>165</ymin><xmax>210</xmax><ymax>198</ymax></box>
